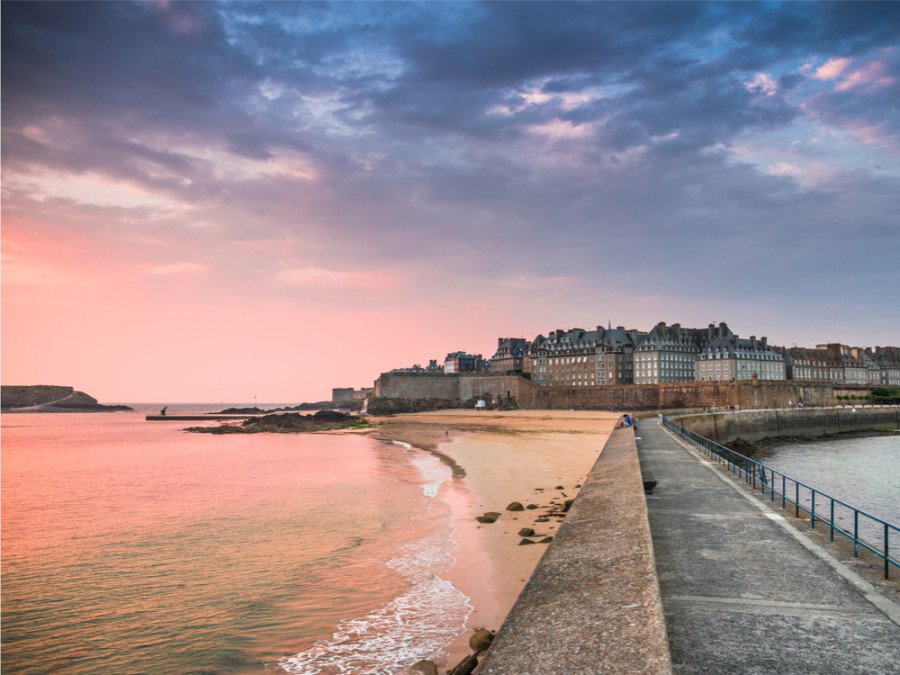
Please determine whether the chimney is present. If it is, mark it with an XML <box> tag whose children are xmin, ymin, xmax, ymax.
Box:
<box><xmin>761</xmin><ymin>336</ymin><xmax>768</xmax><ymax>348</ymax></box>
<box><xmin>731</xmin><ymin>334</ymin><xmax>738</xmax><ymax>346</ymax></box>
<box><xmin>708</xmin><ymin>324</ymin><xmax>715</xmax><ymax>342</ymax></box>
<box><xmin>673</xmin><ymin>323</ymin><xmax>681</xmax><ymax>339</ymax></box>
<box><xmin>657</xmin><ymin>321</ymin><xmax>666</xmax><ymax>334</ymax></box>
<box><xmin>750</xmin><ymin>335</ymin><xmax>756</xmax><ymax>350</ymax></box>
<box><xmin>719</xmin><ymin>322</ymin><xmax>728</xmax><ymax>338</ymax></box>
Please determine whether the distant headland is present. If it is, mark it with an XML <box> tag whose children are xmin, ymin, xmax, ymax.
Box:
<box><xmin>1</xmin><ymin>385</ymin><xmax>133</xmax><ymax>412</ymax></box>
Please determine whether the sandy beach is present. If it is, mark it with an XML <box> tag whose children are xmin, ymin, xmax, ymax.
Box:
<box><xmin>366</xmin><ymin>409</ymin><xmax>619</xmax><ymax>669</ymax></box>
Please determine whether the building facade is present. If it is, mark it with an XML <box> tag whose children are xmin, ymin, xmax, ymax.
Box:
<box><xmin>528</xmin><ymin>326</ymin><xmax>640</xmax><ymax>387</ymax></box>
<box><xmin>490</xmin><ymin>338</ymin><xmax>530</xmax><ymax>373</ymax></box>
<box><xmin>633</xmin><ymin>322</ymin><xmax>716</xmax><ymax>384</ymax></box>
<box><xmin>444</xmin><ymin>352</ymin><xmax>486</xmax><ymax>373</ymax></box>
<box><xmin>696</xmin><ymin>334</ymin><xmax>785</xmax><ymax>382</ymax></box>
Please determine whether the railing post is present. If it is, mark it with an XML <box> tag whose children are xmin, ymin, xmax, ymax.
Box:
<box><xmin>782</xmin><ymin>474</ymin><xmax>786</xmax><ymax>509</ymax></box>
<box><xmin>854</xmin><ymin>511</ymin><xmax>859</xmax><ymax>558</ymax></box>
<box><xmin>811</xmin><ymin>491</ymin><xmax>816</xmax><ymax>529</ymax></box>
<box><xmin>830</xmin><ymin>500</ymin><xmax>835</xmax><ymax>542</ymax></box>
<box><xmin>795</xmin><ymin>481</ymin><xmax>799</xmax><ymax>518</ymax></box>
<box><xmin>885</xmin><ymin>524</ymin><xmax>890</xmax><ymax>580</ymax></box>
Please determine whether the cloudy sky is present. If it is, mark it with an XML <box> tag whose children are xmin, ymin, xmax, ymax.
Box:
<box><xmin>3</xmin><ymin>1</ymin><xmax>899</xmax><ymax>403</ymax></box>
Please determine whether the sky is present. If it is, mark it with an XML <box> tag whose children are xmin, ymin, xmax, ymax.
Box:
<box><xmin>2</xmin><ymin>1</ymin><xmax>899</xmax><ymax>403</ymax></box>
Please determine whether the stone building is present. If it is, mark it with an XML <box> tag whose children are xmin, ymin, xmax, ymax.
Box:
<box><xmin>528</xmin><ymin>326</ymin><xmax>640</xmax><ymax>387</ymax></box>
<box><xmin>696</xmin><ymin>334</ymin><xmax>785</xmax><ymax>382</ymax></box>
<box><xmin>443</xmin><ymin>351</ymin><xmax>486</xmax><ymax>373</ymax></box>
<box><xmin>633</xmin><ymin>321</ymin><xmax>717</xmax><ymax>385</ymax></box>
<box><xmin>875</xmin><ymin>347</ymin><xmax>900</xmax><ymax>386</ymax></box>
<box><xmin>780</xmin><ymin>347</ymin><xmax>841</xmax><ymax>383</ymax></box>
<box><xmin>332</xmin><ymin>387</ymin><xmax>374</xmax><ymax>402</ymax></box>
<box><xmin>490</xmin><ymin>338</ymin><xmax>530</xmax><ymax>373</ymax></box>
<box><xmin>818</xmin><ymin>343</ymin><xmax>879</xmax><ymax>385</ymax></box>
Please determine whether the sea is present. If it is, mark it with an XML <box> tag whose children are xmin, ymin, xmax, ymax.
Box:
<box><xmin>1</xmin><ymin>404</ymin><xmax>471</xmax><ymax>675</ymax></box>
<box><xmin>756</xmin><ymin>434</ymin><xmax>900</xmax><ymax>546</ymax></box>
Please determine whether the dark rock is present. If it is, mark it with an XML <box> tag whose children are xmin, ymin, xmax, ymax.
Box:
<box><xmin>526</xmin><ymin>504</ymin><xmax>538</xmax><ymax>509</ymax></box>
<box><xmin>518</xmin><ymin>527</ymin><xmax>535</xmax><ymax>537</ymax></box>
<box><xmin>539</xmin><ymin>536</ymin><xmax>554</xmax><ymax>543</ymax></box>
<box><xmin>190</xmin><ymin>411</ymin><xmax>372</xmax><ymax>434</ymax></box>
<box><xmin>535</xmin><ymin>517</ymin><xmax>550</xmax><ymax>522</ymax></box>
<box><xmin>506</xmin><ymin>502</ymin><xmax>525</xmax><ymax>511</ymax></box>
<box><xmin>407</xmin><ymin>659</ymin><xmax>438</xmax><ymax>675</ymax></box>
<box><xmin>519</xmin><ymin>538</ymin><xmax>536</xmax><ymax>545</ymax></box>
<box><xmin>555</xmin><ymin>485</ymin><xmax>564</xmax><ymax>489</ymax></box>
<box><xmin>562</xmin><ymin>499</ymin><xmax>575</xmax><ymax>512</ymax></box>
<box><xmin>447</xmin><ymin>654</ymin><xmax>478</xmax><ymax>675</ymax></box>
<box><xmin>476</xmin><ymin>512</ymin><xmax>501</xmax><ymax>524</ymax></box>
<box><xmin>469</xmin><ymin>628</ymin><xmax>494</xmax><ymax>653</ymax></box>
<box><xmin>313</xmin><ymin>409</ymin><xmax>353</xmax><ymax>421</ymax></box>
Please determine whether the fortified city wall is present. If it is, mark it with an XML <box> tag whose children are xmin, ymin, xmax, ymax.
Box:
<box><xmin>373</xmin><ymin>372</ymin><xmax>836</xmax><ymax>410</ymax></box>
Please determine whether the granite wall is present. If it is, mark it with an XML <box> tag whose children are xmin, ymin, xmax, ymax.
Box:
<box><xmin>673</xmin><ymin>406</ymin><xmax>900</xmax><ymax>444</ymax></box>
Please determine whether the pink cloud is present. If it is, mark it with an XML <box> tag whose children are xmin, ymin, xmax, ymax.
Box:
<box><xmin>835</xmin><ymin>59</ymin><xmax>896</xmax><ymax>92</ymax></box>
<box><xmin>814</xmin><ymin>57</ymin><xmax>851</xmax><ymax>81</ymax></box>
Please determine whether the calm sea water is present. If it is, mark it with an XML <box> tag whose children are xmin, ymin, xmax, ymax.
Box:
<box><xmin>1</xmin><ymin>405</ymin><xmax>470</xmax><ymax>674</ymax></box>
<box><xmin>758</xmin><ymin>435</ymin><xmax>900</xmax><ymax>542</ymax></box>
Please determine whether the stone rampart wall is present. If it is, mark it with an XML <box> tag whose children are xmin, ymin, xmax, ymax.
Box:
<box><xmin>373</xmin><ymin>373</ymin><xmax>836</xmax><ymax>411</ymax></box>
<box><xmin>478</xmin><ymin>425</ymin><xmax>672</xmax><ymax>674</ymax></box>
<box><xmin>372</xmin><ymin>372</ymin><xmax>462</xmax><ymax>399</ymax></box>
<box><xmin>675</xmin><ymin>407</ymin><xmax>900</xmax><ymax>444</ymax></box>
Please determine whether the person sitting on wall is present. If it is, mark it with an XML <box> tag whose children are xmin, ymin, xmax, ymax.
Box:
<box><xmin>160</xmin><ymin>406</ymin><xmax>168</xmax><ymax>416</ymax></box>
<box><xmin>614</xmin><ymin>414</ymin><xmax>633</xmax><ymax>429</ymax></box>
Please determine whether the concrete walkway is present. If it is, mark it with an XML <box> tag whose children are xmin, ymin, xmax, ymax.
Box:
<box><xmin>638</xmin><ymin>417</ymin><xmax>900</xmax><ymax>675</ymax></box>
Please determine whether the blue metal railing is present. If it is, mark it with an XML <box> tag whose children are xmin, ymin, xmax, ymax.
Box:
<box><xmin>661</xmin><ymin>415</ymin><xmax>899</xmax><ymax>579</ymax></box>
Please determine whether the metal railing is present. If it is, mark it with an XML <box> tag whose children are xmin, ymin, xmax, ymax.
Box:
<box><xmin>661</xmin><ymin>415</ymin><xmax>899</xmax><ymax>579</ymax></box>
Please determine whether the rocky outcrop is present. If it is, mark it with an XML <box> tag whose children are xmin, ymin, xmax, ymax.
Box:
<box><xmin>215</xmin><ymin>399</ymin><xmax>364</xmax><ymax>414</ymax></box>
<box><xmin>186</xmin><ymin>410</ymin><xmax>373</xmax><ymax>434</ymax></box>
<box><xmin>1</xmin><ymin>385</ymin><xmax>132</xmax><ymax>412</ymax></box>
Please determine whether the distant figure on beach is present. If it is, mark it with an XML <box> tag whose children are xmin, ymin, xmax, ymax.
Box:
<box><xmin>160</xmin><ymin>406</ymin><xmax>167</xmax><ymax>416</ymax></box>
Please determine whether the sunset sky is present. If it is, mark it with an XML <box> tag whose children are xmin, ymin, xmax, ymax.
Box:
<box><xmin>3</xmin><ymin>1</ymin><xmax>899</xmax><ymax>403</ymax></box>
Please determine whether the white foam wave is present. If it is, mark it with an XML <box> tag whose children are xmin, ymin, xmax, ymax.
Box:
<box><xmin>280</xmin><ymin>530</ymin><xmax>472</xmax><ymax>675</ymax></box>
<box><xmin>391</xmin><ymin>440</ymin><xmax>451</xmax><ymax>499</ymax></box>
<box><xmin>278</xmin><ymin>442</ymin><xmax>471</xmax><ymax>674</ymax></box>
<box><xmin>280</xmin><ymin>576</ymin><xmax>471</xmax><ymax>675</ymax></box>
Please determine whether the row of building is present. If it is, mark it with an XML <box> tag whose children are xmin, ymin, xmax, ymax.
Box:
<box><xmin>392</xmin><ymin>321</ymin><xmax>900</xmax><ymax>388</ymax></box>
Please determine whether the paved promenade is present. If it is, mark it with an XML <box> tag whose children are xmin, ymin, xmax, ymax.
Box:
<box><xmin>638</xmin><ymin>417</ymin><xmax>900</xmax><ymax>674</ymax></box>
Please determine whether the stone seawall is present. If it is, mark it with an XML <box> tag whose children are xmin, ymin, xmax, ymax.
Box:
<box><xmin>674</xmin><ymin>407</ymin><xmax>900</xmax><ymax>445</ymax></box>
<box><xmin>373</xmin><ymin>372</ymin><xmax>835</xmax><ymax>411</ymax></box>
<box><xmin>477</xmin><ymin>425</ymin><xmax>672</xmax><ymax>674</ymax></box>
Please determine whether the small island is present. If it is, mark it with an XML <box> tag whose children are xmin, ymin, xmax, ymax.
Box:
<box><xmin>185</xmin><ymin>410</ymin><xmax>374</xmax><ymax>434</ymax></box>
<box><xmin>1</xmin><ymin>385</ymin><xmax>133</xmax><ymax>412</ymax></box>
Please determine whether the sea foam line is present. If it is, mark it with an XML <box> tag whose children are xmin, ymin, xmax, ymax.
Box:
<box><xmin>279</xmin><ymin>440</ymin><xmax>472</xmax><ymax>674</ymax></box>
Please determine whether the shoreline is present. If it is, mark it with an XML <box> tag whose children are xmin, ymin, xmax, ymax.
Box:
<box><xmin>365</xmin><ymin>410</ymin><xmax>619</xmax><ymax>670</ymax></box>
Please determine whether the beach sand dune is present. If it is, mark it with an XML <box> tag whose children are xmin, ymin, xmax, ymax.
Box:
<box><xmin>366</xmin><ymin>409</ymin><xmax>619</xmax><ymax>668</ymax></box>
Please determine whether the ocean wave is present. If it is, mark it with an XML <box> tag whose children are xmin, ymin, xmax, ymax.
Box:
<box><xmin>278</xmin><ymin>443</ymin><xmax>471</xmax><ymax>674</ymax></box>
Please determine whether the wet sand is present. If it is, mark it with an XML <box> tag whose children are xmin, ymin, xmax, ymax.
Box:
<box><xmin>366</xmin><ymin>409</ymin><xmax>619</xmax><ymax>669</ymax></box>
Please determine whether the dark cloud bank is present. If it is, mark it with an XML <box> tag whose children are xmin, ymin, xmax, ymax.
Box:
<box><xmin>3</xmin><ymin>1</ymin><xmax>899</xmax><ymax>315</ymax></box>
